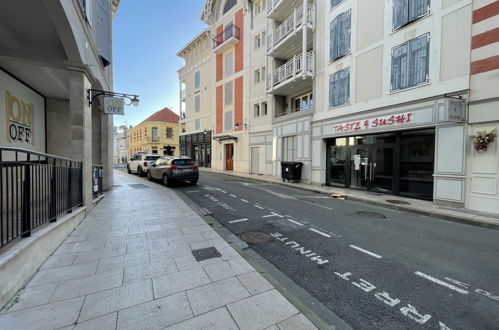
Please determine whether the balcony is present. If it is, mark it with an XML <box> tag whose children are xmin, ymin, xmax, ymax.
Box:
<box><xmin>266</xmin><ymin>52</ymin><xmax>314</xmax><ymax>95</ymax></box>
<box><xmin>267</xmin><ymin>3</ymin><xmax>314</xmax><ymax>58</ymax></box>
<box><xmin>268</xmin><ymin>0</ymin><xmax>313</xmax><ymax>21</ymax></box>
<box><xmin>213</xmin><ymin>24</ymin><xmax>240</xmax><ymax>54</ymax></box>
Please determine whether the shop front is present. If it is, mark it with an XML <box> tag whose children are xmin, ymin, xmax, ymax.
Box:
<box><xmin>180</xmin><ymin>131</ymin><xmax>211</xmax><ymax>167</ymax></box>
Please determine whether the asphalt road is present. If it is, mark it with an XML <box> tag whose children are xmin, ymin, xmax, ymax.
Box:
<box><xmin>119</xmin><ymin>168</ymin><xmax>499</xmax><ymax>330</ymax></box>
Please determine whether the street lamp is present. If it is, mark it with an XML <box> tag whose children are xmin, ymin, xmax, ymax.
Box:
<box><xmin>87</xmin><ymin>89</ymin><xmax>140</xmax><ymax>107</ymax></box>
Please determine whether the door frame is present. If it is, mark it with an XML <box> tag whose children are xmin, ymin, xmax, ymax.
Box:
<box><xmin>225</xmin><ymin>143</ymin><xmax>234</xmax><ymax>171</ymax></box>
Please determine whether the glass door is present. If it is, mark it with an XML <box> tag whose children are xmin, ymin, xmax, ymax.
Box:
<box><xmin>328</xmin><ymin>145</ymin><xmax>347</xmax><ymax>186</ymax></box>
<box><xmin>371</xmin><ymin>145</ymin><xmax>395</xmax><ymax>194</ymax></box>
<box><xmin>350</xmin><ymin>147</ymin><xmax>370</xmax><ymax>190</ymax></box>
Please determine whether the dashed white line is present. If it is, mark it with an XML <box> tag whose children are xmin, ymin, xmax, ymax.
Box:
<box><xmin>309</xmin><ymin>228</ymin><xmax>331</xmax><ymax>238</ymax></box>
<box><xmin>228</xmin><ymin>218</ymin><xmax>249</xmax><ymax>224</ymax></box>
<box><xmin>414</xmin><ymin>271</ymin><xmax>469</xmax><ymax>295</ymax></box>
<box><xmin>240</xmin><ymin>199</ymin><xmax>249</xmax><ymax>203</ymax></box>
<box><xmin>262</xmin><ymin>212</ymin><xmax>283</xmax><ymax>218</ymax></box>
<box><xmin>254</xmin><ymin>205</ymin><xmax>264</xmax><ymax>210</ymax></box>
<box><xmin>287</xmin><ymin>219</ymin><xmax>304</xmax><ymax>226</ymax></box>
<box><xmin>220</xmin><ymin>190</ymin><xmax>227</xmax><ymax>193</ymax></box>
<box><xmin>230</xmin><ymin>194</ymin><xmax>237</xmax><ymax>198</ymax></box>
<box><xmin>349</xmin><ymin>245</ymin><xmax>382</xmax><ymax>259</ymax></box>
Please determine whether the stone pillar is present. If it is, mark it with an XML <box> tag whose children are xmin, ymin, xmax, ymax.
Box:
<box><xmin>69</xmin><ymin>70</ymin><xmax>93</xmax><ymax>212</ymax></box>
<box><xmin>101</xmin><ymin>111</ymin><xmax>114</xmax><ymax>190</ymax></box>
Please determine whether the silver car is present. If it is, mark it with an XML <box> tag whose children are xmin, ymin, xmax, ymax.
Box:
<box><xmin>147</xmin><ymin>156</ymin><xmax>199</xmax><ymax>186</ymax></box>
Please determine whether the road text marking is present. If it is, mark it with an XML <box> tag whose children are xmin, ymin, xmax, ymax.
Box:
<box><xmin>229</xmin><ymin>218</ymin><xmax>249</xmax><ymax>224</ymax></box>
<box><xmin>271</xmin><ymin>232</ymin><xmax>329</xmax><ymax>265</ymax></box>
<box><xmin>414</xmin><ymin>271</ymin><xmax>469</xmax><ymax>295</ymax></box>
<box><xmin>350</xmin><ymin>245</ymin><xmax>382</xmax><ymax>259</ymax></box>
<box><xmin>287</xmin><ymin>219</ymin><xmax>304</xmax><ymax>226</ymax></box>
<box><xmin>309</xmin><ymin>228</ymin><xmax>331</xmax><ymax>238</ymax></box>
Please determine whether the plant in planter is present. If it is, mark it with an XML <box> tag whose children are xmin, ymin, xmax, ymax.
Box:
<box><xmin>471</xmin><ymin>129</ymin><xmax>497</xmax><ymax>153</ymax></box>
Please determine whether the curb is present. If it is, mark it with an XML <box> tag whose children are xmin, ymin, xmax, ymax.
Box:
<box><xmin>200</xmin><ymin>169</ymin><xmax>499</xmax><ymax>231</ymax></box>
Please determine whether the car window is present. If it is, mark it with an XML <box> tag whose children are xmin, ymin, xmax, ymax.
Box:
<box><xmin>146</xmin><ymin>155</ymin><xmax>160</xmax><ymax>161</ymax></box>
<box><xmin>173</xmin><ymin>159</ymin><xmax>195</xmax><ymax>166</ymax></box>
<box><xmin>154</xmin><ymin>159</ymin><xmax>162</xmax><ymax>165</ymax></box>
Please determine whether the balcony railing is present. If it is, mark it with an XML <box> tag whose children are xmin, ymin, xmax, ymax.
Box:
<box><xmin>267</xmin><ymin>4</ymin><xmax>315</xmax><ymax>54</ymax></box>
<box><xmin>0</xmin><ymin>147</ymin><xmax>83</xmax><ymax>249</ymax></box>
<box><xmin>266</xmin><ymin>52</ymin><xmax>314</xmax><ymax>92</ymax></box>
<box><xmin>213</xmin><ymin>24</ymin><xmax>240</xmax><ymax>52</ymax></box>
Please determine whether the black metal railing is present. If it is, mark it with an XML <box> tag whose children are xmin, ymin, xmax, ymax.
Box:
<box><xmin>213</xmin><ymin>24</ymin><xmax>240</xmax><ymax>49</ymax></box>
<box><xmin>92</xmin><ymin>164</ymin><xmax>103</xmax><ymax>198</ymax></box>
<box><xmin>0</xmin><ymin>147</ymin><xmax>83</xmax><ymax>249</ymax></box>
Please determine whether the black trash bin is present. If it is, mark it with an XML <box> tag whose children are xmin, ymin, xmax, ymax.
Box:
<box><xmin>280</xmin><ymin>161</ymin><xmax>303</xmax><ymax>183</ymax></box>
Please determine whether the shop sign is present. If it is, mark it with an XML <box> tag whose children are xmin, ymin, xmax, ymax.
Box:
<box><xmin>443</xmin><ymin>98</ymin><xmax>465</xmax><ymax>122</ymax></box>
<box><xmin>104</xmin><ymin>96</ymin><xmax>124</xmax><ymax>115</ymax></box>
<box><xmin>1</xmin><ymin>70</ymin><xmax>45</xmax><ymax>153</ymax></box>
<box><xmin>332</xmin><ymin>112</ymin><xmax>414</xmax><ymax>134</ymax></box>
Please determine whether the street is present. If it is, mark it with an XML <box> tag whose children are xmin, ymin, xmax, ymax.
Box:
<box><xmin>129</xmin><ymin>169</ymin><xmax>499</xmax><ymax>330</ymax></box>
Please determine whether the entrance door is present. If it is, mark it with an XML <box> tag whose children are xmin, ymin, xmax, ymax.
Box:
<box><xmin>350</xmin><ymin>147</ymin><xmax>370</xmax><ymax>190</ymax></box>
<box><xmin>225</xmin><ymin>144</ymin><xmax>234</xmax><ymax>171</ymax></box>
<box><xmin>371</xmin><ymin>145</ymin><xmax>395</xmax><ymax>193</ymax></box>
<box><xmin>251</xmin><ymin>147</ymin><xmax>260</xmax><ymax>174</ymax></box>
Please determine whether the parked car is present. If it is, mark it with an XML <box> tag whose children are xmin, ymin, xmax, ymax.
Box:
<box><xmin>127</xmin><ymin>153</ymin><xmax>160</xmax><ymax>176</ymax></box>
<box><xmin>147</xmin><ymin>156</ymin><xmax>199</xmax><ymax>186</ymax></box>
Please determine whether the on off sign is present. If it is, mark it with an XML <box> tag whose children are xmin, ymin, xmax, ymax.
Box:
<box><xmin>104</xmin><ymin>96</ymin><xmax>124</xmax><ymax>115</ymax></box>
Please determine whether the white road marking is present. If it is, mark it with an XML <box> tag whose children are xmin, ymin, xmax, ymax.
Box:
<box><xmin>229</xmin><ymin>218</ymin><xmax>249</xmax><ymax>223</ymax></box>
<box><xmin>414</xmin><ymin>271</ymin><xmax>469</xmax><ymax>295</ymax></box>
<box><xmin>230</xmin><ymin>194</ymin><xmax>237</xmax><ymax>198</ymax></box>
<box><xmin>287</xmin><ymin>219</ymin><xmax>304</xmax><ymax>226</ymax></box>
<box><xmin>254</xmin><ymin>205</ymin><xmax>264</xmax><ymax>210</ymax></box>
<box><xmin>240</xmin><ymin>199</ymin><xmax>249</xmax><ymax>203</ymax></box>
<box><xmin>220</xmin><ymin>190</ymin><xmax>227</xmax><ymax>193</ymax></box>
<box><xmin>444</xmin><ymin>277</ymin><xmax>470</xmax><ymax>289</ymax></box>
<box><xmin>186</xmin><ymin>190</ymin><xmax>199</xmax><ymax>193</ymax></box>
<box><xmin>400</xmin><ymin>304</ymin><xmax>432</xmax><ymax>325</ymax></box>
<box><xmin>262</xmin><ymin>212</ymin><xmax>283</xmax><ymax>218</ymax></box>
<box><xmin>349</xmin><ymin>245</ymin><xmax>382</xmax><ymax>259</ymax></box>
<box><xmin>309</xmin><ymin>228</ymin><xmax>331</xmax><ymax>238</ymax></box>
<box><xmin>298</xmin><ymin>199</ymin><xmax>333</xmax><ymax>210</ymax></box>
<box><xmin>271</xmin><ymin>232</ymin><xmax>329</xmax><ymax>265</ymax></box>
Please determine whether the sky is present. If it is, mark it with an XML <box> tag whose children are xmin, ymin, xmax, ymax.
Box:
<box><xmin>112</xmin><ymin>0</ymin><xmax>207</xmax><ymax>127</ymax></box>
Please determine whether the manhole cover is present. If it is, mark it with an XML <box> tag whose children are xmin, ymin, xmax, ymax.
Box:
<box><xmin>240</xmin><ymin>231</ymin><xmax>273</xmax><ymax>244</ymax></box>
<box><xmin>128</xmin><ymin>184</ymin><xmax>150</xmax><ymax>189</ymax></box>
<box><xmin>357</xmin><ymin>211</ymin><xmax>386</xmax><ymax>219</ymax></box>
<box><xmin>386</xmin><ymin>200</ymin><xmax>411</xmax><ymax>205</ymax></box>
<box><xmin>191</xmin><ymin>247</ymin><xmax>221</xmax><ymax>261</ymax></box>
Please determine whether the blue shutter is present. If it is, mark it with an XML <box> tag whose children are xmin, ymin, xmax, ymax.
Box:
<box><xmin>340</xmin><ymin>69</ymin><xmax>350</xmax><ymax>105</ymax></box>
<box><xmin>391</xmin><ymin>43</ymin><xmax>409</xmax><ymax>91</ymax></box>
<box><xmin>343</xmin><ymin>11</ymin><xmax>351</xmax><ymax>56</ymax></box>
<box><xmin>331</xmin><ymin>0</ymin><xmax>343</xmax><ymax>8</ymax></box>
<box><xmin>393</xmin><ymin>0</ymin><xmax>409</xmax><ymax>30</ymax></box>
<box><xmin>330</xmin><ymin>18</ymin><xmax>337</xmax><ymax>61</ymax></box>
<box><xmin>97</xmin><ymin>0</ymin><xmax>111</xmax><ymax>66</ymax></box>
<box><xmin>194</xmin><ymin>71</ymin><xmax>201</xmax><ymax>89</ymax></box>
<box><xmin>408</xmin><ymin>34</ymin><xmax>429</xmax><ymax>87</ymax></box>
<box><xmin>409</xmin><ymin>0</ymin><xmax>429</xmax><ymax>21</ymax></box>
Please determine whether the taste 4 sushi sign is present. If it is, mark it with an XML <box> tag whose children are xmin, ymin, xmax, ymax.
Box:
<box><xmin>332</xmin><ymin>112</ymin><xmax>415</xmax><ymax>133</ymax></box>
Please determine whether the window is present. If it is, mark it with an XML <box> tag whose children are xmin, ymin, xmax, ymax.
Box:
<box><xmin>223</xmin><ymin>0</ymin><xmax>237</xmax><ymax>14</ymax></box>
<box><xmin>330</xmin><ymin>0</ymin><xmax>343</xmax><ymax>8</ymax></box>
<box><xmin>79</xmin><ymin>0</ymin><xmax>93</xmax><ymax>25</ymax></box>
<box><xmin>224</xmin><ymin>52</ymin><xmax>233</xmax><ymax>77</ymax></box>
<box><xmin>195</xmin><ymin>119</ymin><xmax>201</xmax><ymax>130</ymax></box>
<box><xmin>391</xmin><ymin>34</ymin><xmax>430</xmax><ymax>91</ymax></box>
<box><xmin>262</xmin><ymin>102</ymin><xmax>268</xmax><ymax>115</ymax></box>
<box><xmin>393</xmin><ymin>0</ymin><xmax>430</xmax><ymax>31</ymax></box>
<box><xmin>224</xmin><ymin>81</ymin><xmax>233</xmax><ymax>105</ymax></box>
<box><xmin>255</xmin><ymin>35</ymin><xmax>261</xmax><ymax>49</ymax></box>
<box><xmin>330</xmin><ymin>11</ymin><xmax>351</xmax><ymax>61</ymax></box>
<box><xmin>166</xmin><ymin>127</ymin><xmax>173</xmax><ymax>138</ymax></box>
<box><xmin>224</xmin><ymin>111</ymin><xmax>233</xmax><ymax>130</ymax></box>
<box><xmin>254</xmin><ymin>69</ymin><xmax>261</xmax><ymax>84</ymax></box>
<box><xmin>262</xmin><ymin>32</ymin><xmax>266</xmax><ymax>45</ymax></box>
<box><xmin>292</xmin><ymin>92</ymin><xmax>314</xmax><ymax>111</ymax></box>
<box><xmin>194</xmin><ymin>95</ymin><xmax>200</xmax><ymax>112</ymax></box>
<box><xmin>329</xmin><ymin>68</ymin><xmax>350</xmax><ymax>107</ymax></box>
<box><xmin>282</xmin><ymin>136</ymin><xmax>297</xmax><ymax>162</ymax></box>
<box><xmin>254</xmin><ymin>104</ymin><xmax>260</xmax><ymax>117</ymax></box>
<box><xmin>152</xmin><ymin>127</ymin><xmax>158</xmax><ymax>142</ymax></box>
<box><xmin>261</xmin><ymin>66</ymin><xmax>266</xmax><ymax>81</ymax></box>
<box><xmin>194</xmin><ymin>71</ymin><xmax>201</xmax><ymax>89</ymax></box>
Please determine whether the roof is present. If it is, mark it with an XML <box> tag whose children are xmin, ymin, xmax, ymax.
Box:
<box><xmin>140</xmin><ymin>107</ymin><xmax>180</xmax><ymax>125</ymax></box>
<box><xmin>177</xmin><ymin>29</ymin><xmax>210</xmax><ymax>57</ymax></box>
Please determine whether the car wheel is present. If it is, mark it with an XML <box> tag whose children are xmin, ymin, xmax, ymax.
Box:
<box><xmin>137</xmin><ymin>166</ymin><xmax>144</xmax><ymax>177</ymax></box>
<box><xmin>127</xmin><ymin>165</ymin><xmax>131</xmax><ymax>174</ymax></box>
<box><xmin>162</xmin><ymin>174</ymin><xmax>171</xmax><ymax>187</ymax></box>
<box><xmin>190</xmin><ymin>178</ymin><xmax>198</xmax><ymax>185</ymax></box>
<box><xmin>147</xmin><ymin>171</ymin><xmax>153</xmax><ymax>181</ymax></box>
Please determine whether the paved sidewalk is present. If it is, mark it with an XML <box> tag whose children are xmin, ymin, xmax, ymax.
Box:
<box><xmin>0</xmin><ymin>170</ymin><xmax>318</xmax><ymax>330</ymax></box>
<box><xmin>200</xmin><ymin>168</ymin><xmax>499</xmax><ymax>230</ymax></box>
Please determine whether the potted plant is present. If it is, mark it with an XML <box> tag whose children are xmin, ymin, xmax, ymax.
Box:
<box><xmin>471</xmin><ymin>129</ymin><xmax>497</xmax><ymax>153</ymax></box>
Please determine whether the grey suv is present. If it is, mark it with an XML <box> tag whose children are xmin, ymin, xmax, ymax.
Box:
<box><xmin>147</xmin><ymin>156</ymin><xmax>199</xmax><ymax>186</ymax></box>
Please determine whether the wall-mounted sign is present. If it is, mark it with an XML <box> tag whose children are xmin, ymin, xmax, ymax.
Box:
<box><xmin>104</xmin><ymin>96</ymin><xmax>124</xmax><ymax>115</ymax></box>
<box><xmin>443</xmin><ymin>98</ymin><xmax>465</xmax><ymax>122</ymax></box>
<box><xmin>332</xmin><ymin>112</ymin><xmax>414</xmax><ymax>134</ymax></box>
<box><xmin>0</xmin><ymin>70</ymin><xmax>45</xmax><ymax>153</ymax></box>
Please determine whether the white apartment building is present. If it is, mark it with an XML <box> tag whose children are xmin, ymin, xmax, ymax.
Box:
<box><xmin>178</xmin><ymin>30</ymin><xmax>213</xmax><ymax>167</ymax></box>
<box><xmin>113</xmin><ymin>125</ymin><xmax>128</xmax><ymax>164</ymax></box>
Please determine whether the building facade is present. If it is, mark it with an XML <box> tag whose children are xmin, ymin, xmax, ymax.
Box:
<box><xmin>178</xmin><ymin>30</ymin><xmax>213</xmax><ymax>167</ymax></box>
<box><xmin>128</xmin><ymin>107</ymin><xmax>180</xmax><ymax>158</ymax></box>
<box><xmin>113</xmin><ymin>125</ymin><xmax>128</xmax><ymax>163</ymax></box>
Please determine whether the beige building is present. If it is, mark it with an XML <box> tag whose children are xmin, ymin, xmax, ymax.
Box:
<box><xmin>178</xmin><ymin>30</ymin><xmax>213</xmax><ymax>167</ymax></box>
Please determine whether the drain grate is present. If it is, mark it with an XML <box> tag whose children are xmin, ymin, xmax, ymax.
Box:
<box><xmin>128</xmin><ymin>184</ymin><xmax>150</xmax><ymax>189</ymax></box>
<box><xmin>386</xmin><ymin>200</ymin><xmax>411</xmax><ymax>205</ymax></box>
<box><xmin>240</xmin><ymin>231</ymin><xmax>273</xmax><ymax>244</ymax></box>
<box><xmin>357</xmin><ymin>211</ymin><xmax>386</xmax><ymax>219</ymax></box>
<box><xmin>191</xmin><ymin>247</ymin><xmax>221</xmax><ymax>261</ymax></box>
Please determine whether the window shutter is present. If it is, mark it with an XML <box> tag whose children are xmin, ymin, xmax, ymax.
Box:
<box><xmin>331</xmin><ymin>0</ymin><xmax>342</xmax><ymax>8</ymax></box>
<box><xmin>341</xmin><ymin>69</ymin><xmax>350</xmax><ymax>104</ymax></box>
<box><xmin>391</xmin><ymin>43</ymin><xmax>409</xmax><ymax>90</ymax></box>
<box><xmin>409</xmin><ymin>0</ymin><xmax>429</xmax><ymax>22</ymax></box>
<box><xmin>330</xmin><ymin>18</ymin><xmax>339</xmax><ymax>61</ymax></box>
<box><xmin>343</xmin><ymin>11</ymin><xmax>351</xmax><ymax>55</ymax></box>
<box><xmin>392</xmin><ymin>0</ymin><xmax>409</xmax><ymax>30</ymax></box>
<box><xmin>408</xmin><ymin>34</ymin><xmax>429</xmax><ymax>87</ymax></box>
<box><xmin>329</xmin><ymin>72</ymin><xmax>340</xmax><ymax>107</ymax></box>
<box><xmin>194</xmin><ymin>95</ymin><xmax>200</xmax><ymax>112</ymax></box>
<box><xmin>97</xmin><ymin>0</ymin><xmax>111</xmax><ymax>66</ymax></box>
<box><xmin>194</xmin><ymin>71</ymin><xmax>201</xmax><ymax>89</ymax></box>
<box><xmin>224</xmin><ymin>111</ymin><xmax>233</xmax><ymax>131</ymax></box>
